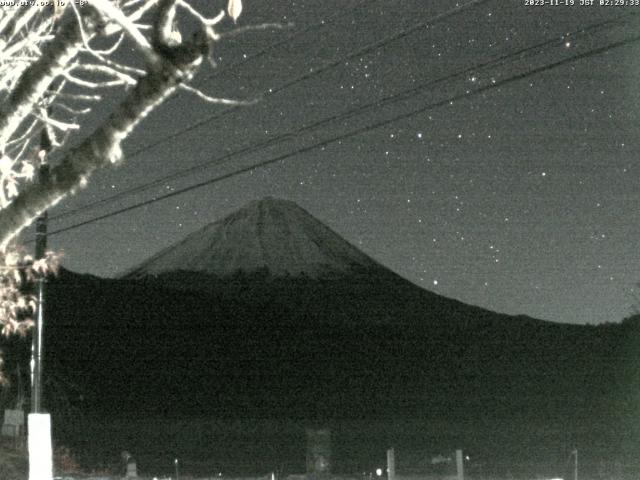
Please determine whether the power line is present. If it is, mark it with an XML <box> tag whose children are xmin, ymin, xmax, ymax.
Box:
<box><xmin>49</xmin><ymin>12</ymin><xmax>636</xmax><ymax>223</ymax></box>
<box><xmin>45</xmin><ymin>33</ymin><xmax>640</xmax><ymax>237</ymax></box>
<box><xmin>37</xmin><ymin>32</ymin><xmax>640</xmax><ymax>241</ymax></box>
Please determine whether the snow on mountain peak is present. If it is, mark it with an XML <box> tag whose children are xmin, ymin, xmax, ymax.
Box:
<box><xmin>124</xmin><ymin>197</ymin><xmax>382</xmax><ymax>279</ymax></box>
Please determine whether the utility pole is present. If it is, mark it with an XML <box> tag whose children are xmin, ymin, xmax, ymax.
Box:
<box><xmin>28</xmin><ymin>124</ymin><xmax>52</xmax><ymax>480</ymax></box>
<box><xmin>31</xmin><ymin>123</ymin><xmax>51</xmax><ymax>413</ymax></box>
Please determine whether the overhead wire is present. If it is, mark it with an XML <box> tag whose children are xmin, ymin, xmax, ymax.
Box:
<box><xmin>34</xmin><ymin>31</ymin><xmax>640</xmax><ymax>241</ymax></box>
<box><xmin>49</xmin><ymin>0</ymin><xmax>494</xmax><ymax>223</ymax></box>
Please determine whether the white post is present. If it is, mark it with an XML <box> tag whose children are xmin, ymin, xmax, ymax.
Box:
<box><xmin>456</xmin><ymin>449</ymin><xmax>464</xmax><ymax>480</ymax></box>
<box><xmin>387</xmin><ymin>448</ymin><xmax>395</xmax><ymax>480</ymax></box>
<box><xmin>28</xmin><ymin>413</ymin><xmax>52</xmax><ymax>480</ymax></box>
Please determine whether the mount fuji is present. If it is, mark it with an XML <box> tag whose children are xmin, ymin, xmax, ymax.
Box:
<box><xmin>123</xmin><ymin>196</ymin><xmax>384</xmax><ymax>280</ymax></box>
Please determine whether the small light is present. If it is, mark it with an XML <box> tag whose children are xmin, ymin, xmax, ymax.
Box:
<box><xmin>376</xmin><ymin>468</ymin><xmax>383</xmax><ymax>476</ymax></box>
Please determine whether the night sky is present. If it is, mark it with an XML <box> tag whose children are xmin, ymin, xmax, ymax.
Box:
<box><xmin>24</xmin><ymin>1</ymin><xmax>640</xmax><ymax>325</ymax></box>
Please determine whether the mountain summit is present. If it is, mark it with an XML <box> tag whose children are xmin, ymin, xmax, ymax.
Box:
<box><xmin>124</xmin><ymin>197</ymin><xmax>382</xmax><ymax>279</ymax></box>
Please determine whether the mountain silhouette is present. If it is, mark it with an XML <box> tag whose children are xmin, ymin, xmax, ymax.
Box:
<box><xmin>14</xmin><ymin>197</ymin><xmax>638</xmax><ymax>473</ymax></box>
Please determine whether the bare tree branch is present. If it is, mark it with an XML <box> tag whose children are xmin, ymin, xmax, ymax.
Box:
<box><xmin>88</xmin><ymin>0</ymin><xmax>160</xmax><ymax>65</ymax></box>
<box><xmin>179</xmin><ymin>83</ymin><xmax>255</xmax><ymax>105</ymax></box>
<box><xmin>0</xmin><ymin>24</ymin><xmax>210</xmax><ymax>249</ymax></box>
<box><xmin>0</xmin><ymin>12</ymin><xmax>99</xmax><ymax>147</ymax></box>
